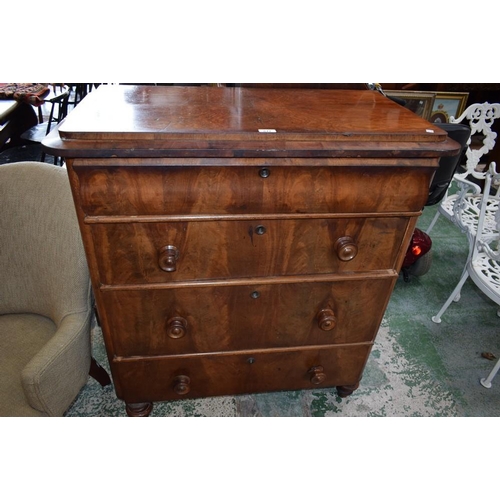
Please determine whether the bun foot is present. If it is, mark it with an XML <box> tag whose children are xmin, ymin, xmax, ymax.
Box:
<box><xmin>126</xmin><ymin>402</ymin><xmax>153</xmax><ymax>417</ymax></box>
<box><xmin>336</xmin><ymin>383</ymin><xmax>360</xmax><ymax>398</ymax></box>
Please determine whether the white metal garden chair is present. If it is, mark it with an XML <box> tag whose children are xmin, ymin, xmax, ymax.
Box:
<box><xmin>432</xmin><ymin>161</ymin><xmax>500</xmax><ymax>323</ymax></box>
<box><xmin>477</xmin><ymin>189</ymin><xmax>500</xmax><ymax>389</ymax></box>
<box><xmin>426</xmin><ymin>102</ymin><xmax>500</xmax><ymax>241</ymax></box>
<box><xmin>430</xmin><ymin>162</ymin><xmax>500</xmax><ymax>388</ymax></box>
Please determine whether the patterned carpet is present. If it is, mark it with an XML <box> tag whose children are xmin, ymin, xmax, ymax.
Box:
<box><xmin>65</xmin><ymin>204</ymin><xmax>500</xmax><ymax>417</ymax></box>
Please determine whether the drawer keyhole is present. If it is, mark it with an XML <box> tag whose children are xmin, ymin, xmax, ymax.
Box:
<box><xmin>255</xmin><ymin>225</ymin><xmax>266</xmax><ymax>235</ymax></box>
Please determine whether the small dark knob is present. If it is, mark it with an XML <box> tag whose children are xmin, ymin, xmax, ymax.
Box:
<box><xmin>309</xmin><ymin>366</ymin><xmax>326</xmax><ymax>385</ymax></box>
<box><xmin>158</xmin><ymin>245</ymin><xmax>180</xmax><ymax>272</ymax></box>
<box><xmin>335</xmin><ymin>236</ymin><xmax>358</xmax><ymax>261</ymax></box>
<box><xmin>167</xmin><ymin>317</ymin><xmax>187</xmax><ymax>339</ymax></box>
<box><xmin>255</xmin><ymin>225</ymin><xmax>266</xmax><ymax>235</ymax></box>
<box><xmin>259</xmin><ymin>168</ymin><xmax>270</xmax><ymax>178</ymax></box>
<box><xmin>317</xmin><ymin>308</ymin><xmax>336</xmax><ymax>331</ymax></box>
<box><xmin>173</xmin><ymin>375</ymin><xmax>191</xmax><ymax>395</ymax></box>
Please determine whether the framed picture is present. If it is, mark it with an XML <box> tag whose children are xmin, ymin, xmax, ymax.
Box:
<box><xmin>385</xmin><ymin>90</ymin><xmax>436</xmax><ymax>120</ymax></box>
<box><xmin>429</xmin><ymin>92</ymin><xmax>469</xmax><ymax>123</ymax></box>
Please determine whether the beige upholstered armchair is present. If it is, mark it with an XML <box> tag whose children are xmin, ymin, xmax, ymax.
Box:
<box><xmin>0</xmin><ymin>161</ymin><xmax>109</xmax><ymax>416</ymax></box>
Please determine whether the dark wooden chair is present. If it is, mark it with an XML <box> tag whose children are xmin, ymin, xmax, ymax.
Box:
<box><xmin>20</xmin><ymin>85</ymin><xmax>71</xmax><ymax>164</ymax></box>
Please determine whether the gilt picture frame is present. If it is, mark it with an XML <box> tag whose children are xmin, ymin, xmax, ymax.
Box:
<box><xmin>429</xmin><ymin>92</ymin><xmax>469</xmax><ymax>123</ymax></box>
<box><xmin>384</xmin><ymin>90</ymin><xmax>436</xmax><ymax>120</ymax></box>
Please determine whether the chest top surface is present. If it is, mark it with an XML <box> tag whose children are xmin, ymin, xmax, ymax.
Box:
<box><xmin>43</xmin><ymin>85</ymin><xmax>459</xmax><ymax>158</ymax></box>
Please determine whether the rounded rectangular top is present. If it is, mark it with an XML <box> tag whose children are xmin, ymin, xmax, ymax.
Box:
<box><xmin>44</xmin><ymin>85</ymin><xmax>460</xmax><ymax>158</ymax></box>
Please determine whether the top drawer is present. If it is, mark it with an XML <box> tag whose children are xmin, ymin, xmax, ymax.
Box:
<box><xmin>73</xmin><ymin>163</ymin><xmax>433</xmax><ymax>216</ymax></box>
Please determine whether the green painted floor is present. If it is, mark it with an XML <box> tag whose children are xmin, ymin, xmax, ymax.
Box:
<box><xmin>65</xmin><ymin>203</ymin><xmax>500</xmax><ymax>417</ymax></box>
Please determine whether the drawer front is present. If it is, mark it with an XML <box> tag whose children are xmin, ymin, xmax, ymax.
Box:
<box><xmin>75</xmin><ymin>164</ymin><xmax>432</xmax><ymax>216</ymax></box>
<box><xmin>102</xmin><ymin>277</ymin><xmax>394</xmax><ymax>356</ymax></box>
<box><xmin>92</xmin><ymin>217</ymin><xmax>410</xmax><ymax>284</ymax></box>
<box><xmin>111</xmin><ymin>344</ymin><xmax>372</xmax><ymax>403</ymax></box>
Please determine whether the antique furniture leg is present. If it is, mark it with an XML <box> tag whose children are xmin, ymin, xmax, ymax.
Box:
<box><xmin>94</xmin><ymin>307</ymin><xmax>101</xmax><ymax>326</ymax></box>
<box><xmin>89</xmin><ymin>357</ymin><xmax>112</xmax><ymax>387</ymax></box>
<box><xmin>336</xmin><ymin>383</ymin><xmax>360</xmax><ymax>398</ymax></box>
<box><xmin>126</xmin><ymin>402</ymin><xmax>153</xmax><ymax>417</ymax></box>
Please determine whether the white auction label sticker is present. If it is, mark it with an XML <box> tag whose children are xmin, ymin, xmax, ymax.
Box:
<box><xmin>258</xmin><ymin>129</ymin><xmax>277</xmax><ymax>133</ymax></box>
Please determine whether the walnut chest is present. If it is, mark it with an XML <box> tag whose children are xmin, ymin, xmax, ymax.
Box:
<box><xmin>43</xmin><ymin>85</ymin><xmax>458</xmax><ymax>416</ymax></box>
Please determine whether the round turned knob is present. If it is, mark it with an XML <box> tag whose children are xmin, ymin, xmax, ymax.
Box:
<box><xmin>167</xmin><ymin>317</ymin><xmax>187</xmax><ymax>339</ymax></box>
<box><xmin>259</xmin><ymin>168</ymin><xmax>270</xmax><ymax>178</ymax></box>
<box><xmin>173</xmin><ymin>375</ymin><xmax>191</xmax><ymax>395</ymax></box>
<box><xmin>317</xmin><ymin>308</ymin><xmax>336</xmax><ymax>331</ymax></box>
<box><xmin>335</xmin><ymin>236</ymin><xmax>358</xmax><ymax>261</ymax></box>
<box><xmin>309</xmin><ymin>366</ymin><xmax>326</xmax><ymax>385</ymax></box>
<box><xmin>158</xmin><ymin>245</ymin><xmax>180</xmax><ymax>272</ymax></box>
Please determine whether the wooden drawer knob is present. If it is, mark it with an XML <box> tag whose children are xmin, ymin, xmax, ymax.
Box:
<box><xmin>167</xmin><ymin>316</ymin><xmax>187</xmax><ymax>339</ymax></box>
<box><xmin>173</xmin><ymin>375</ymin><xmax>191</xmax><ymax>395</ymax></box>
<box><xmin>158</xmin><ymin>245</ymin><xmax>180</xmax><ymax>272</ymax></box>
<box><xmin>317</xmin><ymin>308</ymin><xmax>336</xmax><ymax>331</ymax></box>
<box><xmin>335</xmin><ymin>236</ymin><xmax>358</xmax><ymax>261</ymax></box>
<box><xmin>309</xmin><ymin>366</ymin><xmax>326</xmax><ymax>385</ymax></box>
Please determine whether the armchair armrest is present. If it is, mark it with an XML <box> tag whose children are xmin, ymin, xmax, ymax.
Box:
<box><xmin>21</xmin><ymin>310</ymin><xmax>92</xmax><ymax>416</ymax></box>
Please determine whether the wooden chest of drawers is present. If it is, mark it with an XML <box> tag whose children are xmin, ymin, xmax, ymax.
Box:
<box><xmin>44</xmin><ymin>85</ymin><xmax>458</xmax><ymax>416</ymax></box>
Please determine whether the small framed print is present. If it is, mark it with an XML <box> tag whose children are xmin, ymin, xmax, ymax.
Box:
<box><xmin>384</xmin><ymin>90</ymin><xmax>436</xmax><ymax>120</ymax></box>
<box><xmin>430</xmin><ymin>92</ymin><xmax>469</xmax><ymax>123</ymax></box>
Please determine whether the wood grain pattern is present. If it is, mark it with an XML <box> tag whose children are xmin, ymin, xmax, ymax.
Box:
<box><xmin>90</xmin><ymin>217</ymin><xmax>411</xmax><ymax>284</ymax></box>
<box><xmin>100</xmin><ymin>276</ymin><xmax>395</xmax><ymax>356</ymax></box>
<box><xmin>74</xmin><ymin>164</ymin><xmax>434</xmax><ymax>216</ymax></box>
<box><xmin>43</xmin><ymin>86</ymin><xmax>460</xmax><ymax>159</ymax></box>
<box><xmin>56</xmin><ymin>86</ymin><xmax>445</xmax><ymax>140</ymax></box>
<box><xmin>111</xmin><ymin>344</ymin><xmax>373</xmax><ymax>403</ymax></box>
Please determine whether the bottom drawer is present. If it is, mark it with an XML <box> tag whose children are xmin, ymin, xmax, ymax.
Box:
<box><xmin>111</xmin><ymin>344</ymin><xmax>372</xmax><ymax>403</ymax></box>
